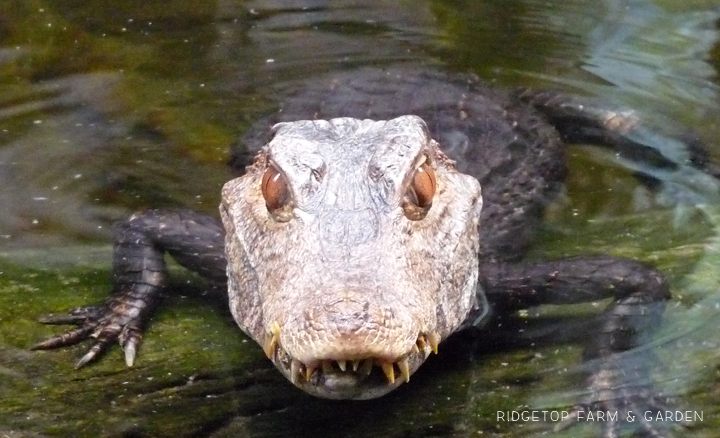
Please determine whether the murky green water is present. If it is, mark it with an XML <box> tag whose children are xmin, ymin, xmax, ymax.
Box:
<box><xmin>1</xmin><ymin>0</ymin><xmax>720</xmax><ymax>437</ymax></box>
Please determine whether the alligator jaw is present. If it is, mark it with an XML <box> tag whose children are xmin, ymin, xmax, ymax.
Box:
<box><xmin>263</xmin><ymin>326</ymin><xmax>440</xmax><ymax>400</ymax></box>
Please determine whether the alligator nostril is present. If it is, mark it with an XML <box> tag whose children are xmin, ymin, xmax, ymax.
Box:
<box><xmin>321</xmin><ymin>298</ymin><xmax>371</xmax><ymax>333</ymax></box>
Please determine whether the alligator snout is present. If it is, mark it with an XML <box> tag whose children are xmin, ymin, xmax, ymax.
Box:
<box><xmin>286</xmin><ymin>296</ymin><xmax>418</xmax><ymax>360</ymax></box>
<box><xmin>258</xmin><ymin>293</ymin><xmax>440</xmax><ymax>399</ymax></box>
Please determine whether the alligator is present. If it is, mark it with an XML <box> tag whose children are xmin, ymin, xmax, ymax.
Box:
<box><xmin>32</xmin><ymin>67</ymin><xmax>713</xmax><ymax>435</ymax></box>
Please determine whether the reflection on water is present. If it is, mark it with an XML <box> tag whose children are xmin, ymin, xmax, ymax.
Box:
<box><xmin>1</xmin><ymin>0</ymin><xmax>720</xmax><ymax>437</ymax></box>
<box><xmin>583</xmin><ymin>0</ymin><xmax>719</xmax><ymax>114</ymax></box>
<box><xmin>0</xmin><ymin>73</ymin><xmax>126</xmax><ymax>246</ymax></box>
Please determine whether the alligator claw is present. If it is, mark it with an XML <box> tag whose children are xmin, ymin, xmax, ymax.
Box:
<box><xmin>31</xmin><ymin>304</ymin><xmax>118</xmax><ymax>369</ymax></box>
<box><xmin>557</xmin><ymin>395</ymin><xmax>680</xmax><ymax>438</ymax></box>
<box><xmin>555</xmin><ymin>359</ymin><xmax>679</xmax><ymax>438</ymax></box>
<box><xmin>119</xmin><ymin>323</ymin><xmax>143</xmax><ymax>367</ymax></box>
<box><xmin>75</xmin><ymin>340</ymin><xmax>110</xmax><ymax>369</ymax></box>
<box><xmin>30</xmin><ymin>326</ymin><xmax>95</xmax><ymax>350</ymax></box>
<box><xmin>31</xmin><ymin>304</ymin><xmax>108</xmax><ymax>354</ymax></box>
<box><xmin>37</xmin><ymin>305</ymin><xmax>105</xmax><ymax>325</ymax></box>
<box><xmin>31</xmin><ymin>294</ymin><xmax>153</xmax><ymax>368</ymax></box>
<box><xmin>123</xmin><ymin>342</ymin><xmax>137</xmax><ymax>367</ymax></box>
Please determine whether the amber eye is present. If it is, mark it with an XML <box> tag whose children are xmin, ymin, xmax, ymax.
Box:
<box><xmin>261</xmin><ymin>165</ymin><xmax>290</xmax><ymax>212</ymax></box>
<box><xmin>402</xmin><ymin>161</ymin><xmax>436</xmax><ymax>220</ymax></box>
<box><xmin>410</xmin><ymin>163</ymin><xmax>436</xmax><ymax>208</ymax></box>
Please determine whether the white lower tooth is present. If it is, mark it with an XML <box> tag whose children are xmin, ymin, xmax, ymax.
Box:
<box><xmin>290</xmin><ymin>360</ymin><xmax>301</xmax><ymax>384</ymax></box>
<box><xmin>398</xmin><ymin>358</ymin><xmax>410</xmax><ymax>383</ymax></box>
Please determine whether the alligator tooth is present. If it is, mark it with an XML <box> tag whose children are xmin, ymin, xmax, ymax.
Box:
<box><xmin>337</xmin><ymin>360</ymin><xmax>347</xmax><ymax>372</ymax></box>
<box><xmin>412</xmin><ymin>344</ymin><xmax>420</xmax><ymax>354</ymax></box>
<box><xmin>305</xmin><ymin>363</ymin><xmax>317</xmax><ymax>381</ymax></box>
<box><xmin>290</xmin><ymin>359</ymin><xmax>301</xmax><ymax>385</ymax></box>
<box><xmin>380</xmin><ymin>361</ymin><xmax>395</xmax><ymax>384</ymax></box>
<box><xmin>416</xmin><ymin>335</ymin><xmax>427</xmax><ymax>350</ymax></box>
<box><xmin>397</xmin><ymin>358</ymin><xmax>410</xmax><ymax>383</ymax></box>
<box><xmin>264</xmin><ymin>322</ymin><xmax>282</xmax><ymax>358</ymax></box>
<box><xmin>351</xmin><ymin>360</ymin><xmax>361</xmax><ymax>372</ymax></box>
<box><xmin>271</xmin><ymin>321</ymin><xmax>281</xmax><ymax>336</ymax></box>
<box><xmin>264</xmin><ymin>334</ymin><xmax>279</xmax><ymax>358</ymax></box>
<box><xmin>427</xmin><ymin>332</ymin><xmax>440</xmax><ymax>355</ymax></box>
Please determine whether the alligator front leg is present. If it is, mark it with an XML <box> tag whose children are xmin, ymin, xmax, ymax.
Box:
<box><xmin>31</xmin><ymin>209</ymin><xmax>226</xmax><ymax>368</ymax></box>
<box><xmin>479</xmin><ymin>255</ymin><xmax>674</xmax><ymax>437</ymax></box>
<box><xmin>516</xmin><ymin>88</ymin><xmax>720</xmax><ymax>207</ymax></box>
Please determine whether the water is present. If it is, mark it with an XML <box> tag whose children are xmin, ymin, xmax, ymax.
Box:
<box><xmin>1</xmin><ymin>0</ymin><xmax>720</xmax><ymax>436</ymax></box>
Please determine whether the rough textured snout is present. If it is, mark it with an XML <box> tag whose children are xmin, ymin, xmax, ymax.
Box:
<box><xmin>281</xmin><ymin>293</ymin><xmax>421</xmax><ymax>365</ymax></box>
<box><xmin>263</xmin><ymin>286</ymin><xmax>441</xmax><ymax>400</ymax></box>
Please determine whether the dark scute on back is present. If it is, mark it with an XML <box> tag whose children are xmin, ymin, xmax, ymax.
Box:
<box><xmin>233</xmin><ymin>67</ymin><xmax>567</xmax><ymax>262</ymax></box>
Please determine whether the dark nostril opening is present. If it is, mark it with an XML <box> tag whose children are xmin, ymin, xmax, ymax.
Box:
<box><xmin>317</xmin><ymin>298</ymin><xmax>374</xmax><ymax>333</ymax></box>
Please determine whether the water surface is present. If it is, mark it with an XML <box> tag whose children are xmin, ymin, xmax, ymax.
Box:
<box><xmin>1</xmin><ymin>0</ymin><xmax>720</xmax><ymax>437</ymax></box>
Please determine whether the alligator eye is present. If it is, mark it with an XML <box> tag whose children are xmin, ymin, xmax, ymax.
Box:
<box><xmin>261</xmin><ymin>165</ymin><xmax>290</xmax><ymax>212</ymax></box>
<box><xmin>402</xmin><ymin>161</ymin><xmax>436</xmax><ymax>220</ymax></box>
<box><xmin>410</xmin><ymin>163</ymin><xmax>436</xmax><ymax>208</ymax></box>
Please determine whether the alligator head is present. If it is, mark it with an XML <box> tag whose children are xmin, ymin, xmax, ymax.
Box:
<box><xmin>220</xmin><ymin>116</ymin><xmax>483</xmax><ymax>399</ymax></box>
